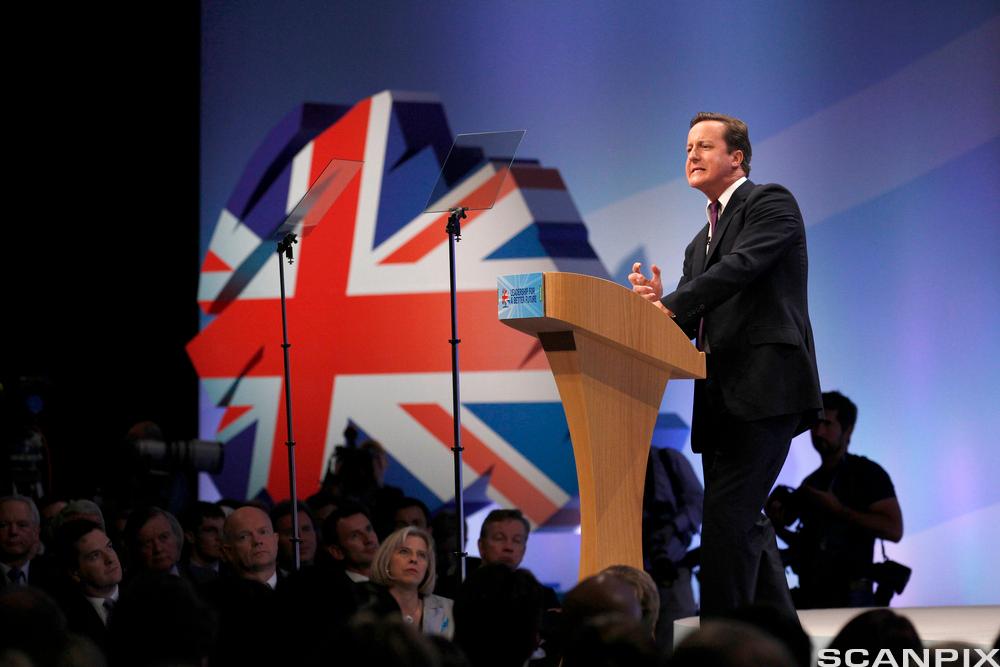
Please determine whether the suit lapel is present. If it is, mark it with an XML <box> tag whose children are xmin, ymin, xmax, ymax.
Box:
<box><xmin>705</xmin><ymin>180</ymin><xmax>753</xmax><ymax>266</ymax></box>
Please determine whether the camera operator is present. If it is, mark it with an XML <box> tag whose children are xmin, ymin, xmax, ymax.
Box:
<box><xmin>766</xmin><ymin>391</ymin><xmax>903</xmax><ymax>608</ymax></box>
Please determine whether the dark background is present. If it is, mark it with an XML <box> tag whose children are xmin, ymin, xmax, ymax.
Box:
<box><xmin>4</xmin><ymin>6</ymin><xmax>200</xmax><ymax>496</ymax></box>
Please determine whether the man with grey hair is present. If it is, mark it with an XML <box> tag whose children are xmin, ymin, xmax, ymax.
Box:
<box><xmin>124</xmin><ymin>506</ymin><xmax>184</xmax><ymax>575</ymax></box>
<box><xmin>0</xmin><ymin>495</ymin><xmax>52</xmax><ymax>591</ymax></box>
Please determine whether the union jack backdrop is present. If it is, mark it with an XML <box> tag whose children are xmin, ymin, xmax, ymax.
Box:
<box><xmin>187</xmin><ymin>90</ymin><xmax>609</xmax><ymax>526</ymax></box>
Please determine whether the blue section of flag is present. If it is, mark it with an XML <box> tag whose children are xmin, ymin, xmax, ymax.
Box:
<box><xmin>374</xmin><ymin>101</ymin><xmax>456</xmax><ymax>246</ymax></box>
<box><xmin>464</xmin><ymin>402</ymin><xmax>577</xmax><ymax>495</ymax></box>
<box><xmin>487</xmin><ymin>222</ymin><xmax>599</xmax><ymax>260</ymax></box>
<box><xmin>212</xmin><ymin>422</ymin><xmax>257</xmax><ymax>500</ymax></box>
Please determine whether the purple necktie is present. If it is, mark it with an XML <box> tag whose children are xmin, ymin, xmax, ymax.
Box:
<box><xmin>697</xmin><ymin>201</ymin><xmax>721</xmax><ymax>350</ymax></box>
<box><xmin>706</xmin><ymin>200</ymin><xmax>721</xmax><ymax>255</ymax></box>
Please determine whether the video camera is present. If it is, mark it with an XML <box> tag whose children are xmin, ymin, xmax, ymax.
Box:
<box><xmin>131</xmin><ymin>438</ymin><xmax>224</xmax><ymax>474</ymax></box>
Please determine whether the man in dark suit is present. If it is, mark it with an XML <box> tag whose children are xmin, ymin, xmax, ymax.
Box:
<box><xmin>51</xmin><ymin>519</ymin><xmax>122</xmax><ymax>650</ymax></box>
<box><xmin>0</xmin><ymin>495</ymin><xmax>55</xmax><ymax>592</ymax></box>
<box><xmin>629</xmin><ymin>112</ymin><xmax>821</xmax><ymax>620</ymax></box>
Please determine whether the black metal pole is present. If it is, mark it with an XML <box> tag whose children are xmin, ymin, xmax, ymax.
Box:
<box><xmin>446</xmin><ymin>208</ymin><xmax>467</xmax><ymax>587</ymax></box>
<box><xmin>277</xmin><ymin>233</ymin><xmax>301</xmax><ymax>571</ymax></box>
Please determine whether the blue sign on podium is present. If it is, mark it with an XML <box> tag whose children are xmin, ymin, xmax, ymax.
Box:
<box><xmin>497</xmin><ymin>273</ymin><xmax>545</xmax><ymax>319</ymax></box>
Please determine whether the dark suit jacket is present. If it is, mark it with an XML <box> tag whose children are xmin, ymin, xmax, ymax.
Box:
<box><xmin>58</xmin><ymin>589</ymin><xmax>110</xmax><ymax>649</ymax></box>
<box><xmin>661</xmin><ymin>180</ymin><xmax>821</xmax><ymax>451</ymax></box>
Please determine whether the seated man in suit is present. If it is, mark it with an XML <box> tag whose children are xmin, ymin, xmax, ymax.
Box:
<box><xmin>271</xmin><ymin>500</ymin><xmax>318</xmax><ymax>576</ymax></box>
<box><xmin>323</xmin><ymin>503</ymin><xmax>380</xmax><ymax>583</ymax></box>
<box><xmin>0</xmin><ymin>495</ymin><xmax>48</xmax><ymax>591</ymax></box>
<box><xmin>203</xmin><ymin>506</ymin><xmax>282</xmax><ymax>667</ymax></box>
<box><xmin>221</xmin><ymin>506</ymin><xmax>280</xmax><ymax>588</ymax></box>
<box><xmin>52</xmin><ymin>519</ymin><xmax>122</xmax><ymax>649</ymax></box>
<box><xmin>125</xmin><ymin>506</ymin><xmax>184</xmax><ymax>576</ymax></box>
<box><xmin>180</xmin><ymin>501</ymin><xmax>226</xmax><ymax>585</ymax></box>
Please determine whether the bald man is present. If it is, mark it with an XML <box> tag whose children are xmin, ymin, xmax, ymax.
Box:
<box><xmin>221</xmin><ymin>506</ymin><xmax>280</xmax><ymax>588</ymax></box>
<box><xmin>205</xmin><ymin>506</ymin><xmax>283</xmax><ymax>667</ymax></box>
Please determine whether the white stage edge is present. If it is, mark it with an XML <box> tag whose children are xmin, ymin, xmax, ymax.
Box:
<box><xmin>675</xmin><ymin>605</ymin><xmax>999</xmax><ymax>651</ymax></box>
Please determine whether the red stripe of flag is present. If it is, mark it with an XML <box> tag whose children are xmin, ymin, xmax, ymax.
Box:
<box><xmin>401</xmin><ymin>403</ymin><xmax>559</xmax><ymax>525</ymax></box>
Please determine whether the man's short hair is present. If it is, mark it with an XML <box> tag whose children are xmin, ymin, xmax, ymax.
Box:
<box><xmin>180</xmin><ymin>501</ymin><xmax>225</xmax><ymax>533</ymax></box>
<box><xmin>0</xmin><ymin>495</ymin><xmax>40</xmax><ymax>526</ymax></box>
<box><xmin>369</xmin><ymin>526</ymin><xmax>437</xmax><ymax>595</ymax></box>
<box><xmin>690</xmin><ymin>112</ymin><xmax>752</xmax><ymax>177</ymax></box>
<box><xmin>321</xmin><ymin>502</ymin><xmax>372</xmax><ymax>548</ymax></box>
<box><xmin>270</xmin><ymin>500</ymin><xmax>315</xmax><ymax>528</ymax></box>
<box><xmin>601</xmin><ymin>564</ymin><xmax>660</xmax><ymax>636</ymax></box>
<box><xmin>822</xmin><ymin>390</ymin><xmax>858</xmax><ymax>433</ymax></box>
<box><xmin>53</xmin><ymin>519</ymin><xmax>104</xmax><ymax>571</ymax></box>
<box><xmin>125</xmin><ymin>506</ymin><xmax>183</xmax><ymax>551</ymax></box>
<box><xmin>478</xmin><ymin>508</ymin><xmax>530</xmax><ymax>541</ymax></box>
<box><xmin>394</xmin><ymin>497</ymin><xmax>430</xmax><ymax>523</ymax></box>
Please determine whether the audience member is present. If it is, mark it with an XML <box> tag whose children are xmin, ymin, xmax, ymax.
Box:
<box><xmin>179</xmin><ymin>501</ymin><xmax>225</xmax><ymax>585</ymax></box>
<box><xmin>52</xmin><ymin>519</ymin><xmax>122</xmax><ymax>650</ymax></box>
<box><xmin>476</xmin><ymin>508</ymin><xmax>559</xmax><ymax>610</ymax></box>
<box><xmin>642</xmin><ymin>445</ymin><xmax>703</xmax><ymax>652</ymax></box>
<box><xmin>277</xmin><ymin>505</ymin><xmax>398</xmax><ymax>666</ymax></box>
<box><xmin>55</xmin><ymin>499</ymin><xmax>106</xmax><ymax>531</ymax></box>
<box><xmin>768</xmin><ymin>391</ymin><xmax>904</xmax><ymax>608</ymax></box>
<box><xmin>826</xmin><ymin>608</ymin><xmax>922</xmax><ymax>654</ymax></box>
<box><xmin>271</xmin><ymin>500</ymin><xmax>318</xmax><ymax>575</ymax></box>
<box><xmin>107</xmin><ymin>572</ymin><xmax>216</xmax><ymax>667</ymax></box>
<box><xmin>601</xmin><ymin>564</ymin><xmax>660</xmax><ymax>639</ymax></box>
<box><xmin>394</xmin><ymin>497</ymin><xmax>431</xmax><ymax>531</ymax></box>
<box><xmin>670</xmin><ymin>619</ymin><xmax>797</xmax><ymax>667</ymax></box>
<box><xmin>123</xmin><ymin>506</ymin><xmax>183</xmax><ymax>576</ymax></box>
<box><xmin>723</xmin><ymin>604</ymin><xmax>812</xmax><ymax>667</ymax></box>
<box><xmin>561</xmin><ymin>613</ymin><xmax>658</xmax><ymax>667</ymax></box>
<box><xmin>331</xmin><ymin>611</ymin><xmax>444</xmax><ymax>667</ymax></box>
<box><xmin>0</xmin><ymin>585</ymin><xmax>70</xmax><ymax>667</ymax></box>
<box><xmin>370</xmin><ymin>526</ymin><xmax>454</xmax><ymax>638</ymax></box>
<box><xmin>478</xmin><ymin>509</ymin><xmax>529</xmax><ymax>569</ymax></box>
<box><xmin>323</xmin><ymin>502</ymin><xmax>380</xmax><ymax>582</ymax></box>
<box><xmin>453</xmin><ymin>563</ymin><xmax>544</xmax><ymax>667</ymax></box>
<box><xmin>200</xmin><ymin>507</ymin><xmax>282</xmax><ymax>667</ymax></box>
<box><xmin>562</xmin><ymin>572</ymin><xmax>642</xmax><ymax>629</ymax></box>
<box><xmin>220</xmin><ymin>506</ymin><xmax>280</xmax><ymax>587</ymax></box>
<box><xmin>37</xmin><ymin>495</ymin><xmax>69</xmax><ymax>551</ymax></box>
<box><xmin>431</xmin><ymin>510</ymin><xmax>475</xmax><ymax>599</ymax></box>
<box><xmin>305</xmin><ymin>490</ymin><xmax>339</xmax><ymax>529</ymax></box>
<box><xmin>1</xmin><ymin>494</ymin><xmax>53</xmax><ymax>591</ymax></box>
<box><xmin>550</xmin><ymin>571</ymin><xmax>644</xmax><ymax>664</ymax></box>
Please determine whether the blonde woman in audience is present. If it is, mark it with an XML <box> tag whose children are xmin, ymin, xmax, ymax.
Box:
<box><xmin>370</xmin><ymin>525</ymin><xmax>454</xmax><ymax>639</ymax></box>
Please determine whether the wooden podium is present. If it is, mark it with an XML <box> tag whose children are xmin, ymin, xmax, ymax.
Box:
<box><xmin>498</xmin><ymin>272</ymin><xmax>705</xmax><ymax>579</ymax></box>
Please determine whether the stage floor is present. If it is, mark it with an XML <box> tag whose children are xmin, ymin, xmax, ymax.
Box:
<box><xmin>675</xmin><ymin>605</ymin><xmax>999</xmax><ymax>650</ymax></box>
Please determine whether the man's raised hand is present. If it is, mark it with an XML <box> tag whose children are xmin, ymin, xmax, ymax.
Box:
<box><xmin>628</xmin><ymin>262</ymin><xmax>663</xmax><ymax>302</ymax></box>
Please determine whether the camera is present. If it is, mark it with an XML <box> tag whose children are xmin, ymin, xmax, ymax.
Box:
<box><xmin>766</xmin><ymin>484</ymin><xmax>802</xmax><ymax>527</ymax></box>
<box><xmin>870</xmin><ymin>559</ymin><xmax>912</xmax><ymax>606</ymax></box>
<box><xmin>131</xmin><ymin>438</ymin><xmax>224</xmax><ymax>474</ymax></box>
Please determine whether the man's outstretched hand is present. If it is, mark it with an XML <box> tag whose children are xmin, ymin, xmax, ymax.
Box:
<box><xmin>628</xmin><ymin>262</ymin><xmax>672</xmax><ymax>315</ymax></box>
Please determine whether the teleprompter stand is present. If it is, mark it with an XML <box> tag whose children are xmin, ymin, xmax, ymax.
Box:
<box><xmin>424</xmin><ymin>130</ymin><xmax>525</xmax><ymax>587</ymax></box>
<box><xmin>270</xmin><ymin>157</ymin><xmax>362</xmax><ymax>570</ymax></box>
